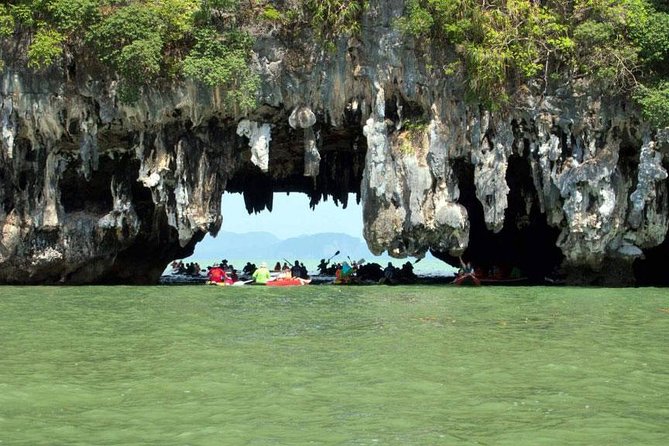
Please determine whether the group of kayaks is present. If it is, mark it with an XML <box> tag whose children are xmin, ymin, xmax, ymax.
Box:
<box><xmin>205</xmin><ymin>278</ymin><xmax>311</xmax><ymax>287</ymax></box>
<box><xmin>207</xmin><ymin>272</ymin><xmax>312</xmax><ymax>287</ymax></box>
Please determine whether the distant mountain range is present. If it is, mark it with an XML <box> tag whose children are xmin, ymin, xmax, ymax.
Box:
<box><xmin>192</xmin><ymin>231</ymin><xmax>380</xmax><ymax>263</ymax></box>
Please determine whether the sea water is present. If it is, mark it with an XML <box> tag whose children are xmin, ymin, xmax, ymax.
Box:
<box><xmin>1</xmin><ymin>285</ymin><xmax>668</xmax><ymax>445</ymax></box>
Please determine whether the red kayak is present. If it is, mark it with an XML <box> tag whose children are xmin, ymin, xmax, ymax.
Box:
<box><xmin>266</xmin><ymin>277</ymin><xmax>311</xmax><ymax>287</ymax></box>
<box><xmin>453</xmin><ymin>273</ymin><xmax>481</xmax><ymax>286</ymax></box>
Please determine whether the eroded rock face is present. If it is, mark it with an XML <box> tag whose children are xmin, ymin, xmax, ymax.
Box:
<box><xmin>1</xmin><ymin>0</ymin><xmax>668</xmax><ymax>285</ymax></box>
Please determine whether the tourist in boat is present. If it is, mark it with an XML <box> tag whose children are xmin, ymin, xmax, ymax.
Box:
<box><xmin>258</xmin><ymin>261</ymin><xmax>310</xmax><ymax>286</ymax></box>
<box><xmin>399</xmin><ymin>261</ymin><xmax>417</xmax><ymax>283</ymax></box>
<box><xmin>453</xmin><ymin>256</ymin><xmax>480</xmax><ymax>285</ymax></box>
<box><xmin>207</xmin><ymin>264</ymin><xmax>226</xmax><ymax>285</ymax></box>
<box><xmin>280</xmin><ymin>263</ymin><xmax>292</xmax><ymax>278</ymax></box>
<box><xmin>317</xmin><ymin>258</ymin><xmax>329</xmax><ymax>274</ymax></box>
<box><xmin>299</xmin><ymin>262</ymin><xmax>309</xmax><ymax>279</ymax></box>
<box><xmin>380</xmin><ymin>262</ymin><xmax>397</xmax><ymax>284</ymax></box>
<box><xmin>243</xmin><ymin>262</ymin><xmax>256</xmax><ymax>275</ymax></box>
<box><xmin>229</xmin><ymin>267</ymin><xmax>239</xmax><ymax>283</ymax></box>
<box><xmin>273</xmin><ymin>261</ymin><xmax>282</xmax><ymax>272</ymax></box>
<box><xmin>459</xmin><ymin>256</ymin><xmax>474</xmax><ymax>275</ymax></box>
<box><xmin>291</xmin><ymin>260</ymin><xmax>300</xmax><ymax>278</ymax></box>
<box><xmin>175</xmin><ymin>261</ymin><xmax>186</xmax><ymax>274</ymax></box>
<box><xmin>292</xmin><ymin>260</ymin><xmax>307</xmax><ymax>279</ymax></box>
<box><xmin>253</xmin><ymin>262</ymin><xmax>272</xmax><ymax>284</ymax></box>
<box><xmin>356</xmin><ymin>262</ymin><xmax>384</xmax><ymax>282</ymax></box>
<box><xmin>335</xmin><ymin>261</ymin><xmax>354</xmax><ymax>284</ymax></box>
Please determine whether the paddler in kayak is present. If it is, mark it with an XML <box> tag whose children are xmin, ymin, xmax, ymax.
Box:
<box><xmin>252</xmin><ymin>262</ymin><xmax>272</xmax><ymax>284</ymax></box>
<box><xmin>207</xmin><ymin>263</ymin><xmax>232</xmax><ymax>286</ymax></box>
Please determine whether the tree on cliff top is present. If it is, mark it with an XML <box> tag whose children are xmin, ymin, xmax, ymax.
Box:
<box><xmin>397</xmin><ymin>0</ymin><xmax>669</xmax><ymax>126</ymax></box>
<box><xmin>1</xmin><ymin>1</ymin><xmax>667</xmax><ymax>126</ymax></box>
<box><xmin>0</xmin><ymin>0</ymin><xmax>258</xmax><ymax>108</ymax></box>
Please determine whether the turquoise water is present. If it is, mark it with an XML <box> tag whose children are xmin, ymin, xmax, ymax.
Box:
<box><xmin>1</xmin><ymin>286</ymin><xmax>668</xmax><ymax>445</ymax></box>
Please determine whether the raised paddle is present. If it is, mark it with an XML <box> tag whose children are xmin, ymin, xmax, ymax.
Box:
<box><xmin>327</xmin><ymin>250</ymin><xmax>340</xmax><ymax>262</ymax></box>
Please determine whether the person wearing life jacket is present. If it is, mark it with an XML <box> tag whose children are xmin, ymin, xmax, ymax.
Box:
<box><xmin>229</xmin><ymin>267</ymin><xmax>239</xmax><ymax>283</ymax></box>
<box><xmin>207</xmin><ymin>264</ymin><xmax>226</xmax><ymax>285</ymax></box>
<box><xmin>252</xmin><ymin>262</ymin><xmax>272</xmax><ymax>284</ymax></box>
<box><xmin>335</xmin><ymin>262</ymin><xmax>353</xmax><ymax>284</ymax></box>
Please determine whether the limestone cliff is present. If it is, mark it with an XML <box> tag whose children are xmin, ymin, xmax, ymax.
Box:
<box><xmin>1</xmin><ymin>0</ymin><xmax>668</xmax><ymax>285</ymax></box>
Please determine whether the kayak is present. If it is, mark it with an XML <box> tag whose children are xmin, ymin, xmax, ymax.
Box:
<box><xmin>453</xmin><ymin>273</ymin><xmax>481</xmax><ymax>286</ymax></box>
<box><xmin>266</xmin><ymin>277</ymin><xmax>311</xmax><ymax>287</ymax></box>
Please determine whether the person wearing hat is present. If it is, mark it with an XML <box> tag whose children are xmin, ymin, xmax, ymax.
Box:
<box><xmin>252</xmin><ymin>262</ymin><xmax>272</xmax><ymax>284</ymax></box>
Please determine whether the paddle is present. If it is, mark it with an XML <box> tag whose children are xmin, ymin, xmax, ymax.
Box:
<box><xmin>327</xmin><ymin>250</ymin><xmax>340</xmax><ymax>262</ymax></box>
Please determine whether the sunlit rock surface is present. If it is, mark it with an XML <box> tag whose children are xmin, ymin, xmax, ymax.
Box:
<box><xmin>1</xmin><ymin>0</ymin><xmax>668</xmax><ymax>285</ymax></box>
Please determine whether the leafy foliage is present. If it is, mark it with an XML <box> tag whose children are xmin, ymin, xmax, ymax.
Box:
<box><xmin>1</xmin><ymin>0</ymin><xmax>257</xmax><ymax>107</ymax></box>
<box><xmin>304</xmin><ymin>0</ymin><xmax>367</xmax><ymax>49</ymax></box>
<box><xmin>42</xmin><ymin>0</ymin><xmax>100</xmax><ymax>32</ymax></box>
<box><xmin>87</xmin><ymin>4</ymin><xmax>164</xmax><ymax>79</ymax></box>
<box><xmin>0</xmin><ymin>5</ymin><xmax>15</xmax><ymax>38</ymax></box>
<box><xmin>27</xmin><ymin>27</ymin><xmax>66</xmax><ymax>69</ymax></box>
<box><xmin>634</xmin><ymin>9</ymin><xmax>669</xmax><ymax>74</ymax></box>
<box><xmin>398</xmin><ymin>0</ymin><xmax>571</xmax><ymax>108</ymax></box>
<box><xmin>1</xmin><ymin>1</ymin><xmax>668</xmax><ymax>126</ymax></box>
<box><xmin>261</xmin><ymin>6</ymin><xmax>284</xmax><ymax>22</ymax></box>
<box><xmin>634</xmin><ymin>82</ymin><xmax>669</xmax><ymax>128</ymax></box>
<box><xmin>397</xmin><ymin>0</ymin><xmax>669</xmax><ymax>126</ymax></box>
<box><xmin>182</xmin><ymin>27</ymin><xmax>259</xmax><ymax>110</ymax></box>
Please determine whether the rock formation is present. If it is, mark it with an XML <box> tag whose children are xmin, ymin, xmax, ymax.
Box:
<box><xmin>1</xmin><ymin>0</ymin><xmax>668</xmax><ymax>285</ymax></box>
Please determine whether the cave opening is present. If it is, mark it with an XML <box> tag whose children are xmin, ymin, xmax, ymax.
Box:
<box><xmin>221</xmin><ymin>108</ymin><xmax>571</xmax><ymax>282</ymax></box>
<box><xmin>188</xmin><ymin>192</ymin><xmax>371</xmax><ymax>269</ymax></box>
<box><xmin>433</xmin><ymin>154</ymin><xmax>564</xmax><ymax>282</ymax></box>
<box><xmin>632</xmin><ymin>159</ymin><xmax>669</xmax><ymax>286</ymax></box>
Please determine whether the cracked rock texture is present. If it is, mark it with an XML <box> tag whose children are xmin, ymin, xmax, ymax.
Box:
<box><xmin>1</xmin><ymin>0</ymin><xmax>668</xmax><ymax>285</ymax></box>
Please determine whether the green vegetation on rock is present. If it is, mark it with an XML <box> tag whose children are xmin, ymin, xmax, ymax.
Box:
<box><xmin>0</xmin><ymin>0</ymin><xmax>257</xmax><ymax>107</ymax></box>
<box><xmin>398</xmin><ymin>0</ymin><xmax>669</xmax><ymax>126</ymax></box>
<box><xmin>304</xmin><ymin>0</ymin><xmax>367</xmax><ymax>49</ymax></box>
<box><xmin>0</xmin><ymin>0</ymin><xmax>369</xmax><ymax>106</ymax></box>
<box><xmin>1</xmin><ymin>1</ymin><xmax>667</xmax><ymax>127</ymax></box>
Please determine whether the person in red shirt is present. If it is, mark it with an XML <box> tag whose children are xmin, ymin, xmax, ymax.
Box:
<box><xmin>207</xmin><ymin>265</ymin><xmax>227</xmax><ymax>285</ymax></box>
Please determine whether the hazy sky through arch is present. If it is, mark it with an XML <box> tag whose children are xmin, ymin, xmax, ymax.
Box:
<box><xmin>218</xmin><ymin>192</ymin><xmax>364</xmax><ymax>239</ymax></box>
<box><xmin>187</xmin><ymin>192</ymin><xmax>449</xmax><ymax>273</ymax></box>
